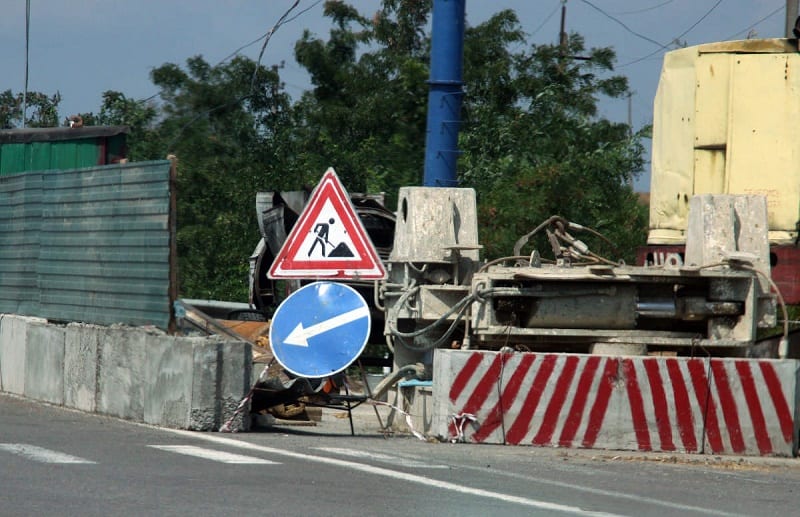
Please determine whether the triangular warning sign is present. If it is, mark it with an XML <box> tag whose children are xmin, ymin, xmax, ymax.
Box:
<box><xmin>268</xmin><ymin>168</ymin><xmax>387</xmax><ymax>280</ymax></box>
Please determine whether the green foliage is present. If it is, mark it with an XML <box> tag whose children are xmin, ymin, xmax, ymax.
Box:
<box><xmin>148</xmin><ymin>55</ymin><xmax>294</xmax><ymax>300</ymax></box>
<box><xmin>0</xmin><ymin>0</ymin><xmax>650</xmax><ymax>301</ymax></box>
<box><xmin>290</xmin><ymin>0</ymin><xmax>431</xmax><ymax>208</ymax></box>
<box><xmin>458</xmin><ymin>14</ymin><xmax>648</xmax><ymax>263</ymax></box>
<box><xmin>0</xmin><ymin>89</ymin><xmax>62</xmax><ymax>128</ymax></box>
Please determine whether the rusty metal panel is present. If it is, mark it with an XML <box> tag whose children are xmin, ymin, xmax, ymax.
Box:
<box><xmin>694</xmin><ymin>53</ymin><xmax>731</xmax><ymax>149</ymax></box>
<box><xmin>726</xmin><ymin>53</ymin><xmax>800</xmax><ymax>239</ymax></box>
<box><xmin>650</xmin><ymin>40</ymin><xmax>800</xmax><ymax>245</ymax></box>
<box><xmin>0</xmin><ymin>160</ymin><xmax>173</xmax><ymax>329</ymax></box>
<box><xmin>648</xmin><ymin>46</ymin><xmax>697</xmax><ymax>244</ymax></box>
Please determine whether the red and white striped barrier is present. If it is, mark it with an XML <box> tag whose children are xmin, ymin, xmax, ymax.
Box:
<box><xmin>432</xmin><ymin>350</ymin><xmax>798</xmax><ymax>456</ymax></box>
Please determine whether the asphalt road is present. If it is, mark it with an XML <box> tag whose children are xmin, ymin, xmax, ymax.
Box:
<box><xmin>1</xmin><ymin>394</ymin><xmax>798</xmax><ymax>516</ymax></box>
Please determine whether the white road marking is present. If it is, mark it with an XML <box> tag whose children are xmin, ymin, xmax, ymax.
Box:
<box><xmin>158</xmin><ymin>429</ymin><xmax>619</xmax><ymax>516</ymax></box>
<box><xmin>149</xmin><ymin>445</ymin><xmax>279</xmax><ymax>464</ymax></box>
<box><xmin>0</xmin><ymin>443</ymin><xmax>96</xmax><ymax>464</ymax></box>
<box><xmin>313</xmin><ymin>447</ymin><xmax>449</xmax><ymax>469</ymax></box>
<box><xmin>452</xmin><ymin>462</ymin><xmax>744</xmax><ymax>517</ymax></box>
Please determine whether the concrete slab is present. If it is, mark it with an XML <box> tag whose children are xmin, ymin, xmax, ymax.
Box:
<box><xmin>189</xmin><ymin>339</ymin><xmax>221</xmax><ymax>431</ymax></box>
<box><xmin>97</xmin><ymin>327</ymin><xmax>147</xmax><ymax>421</ymax></box>
<box><xmin>144</xmin><ymin>334</ymin><xmax>193</xmax><ymax>428</ymax></box>
<box><xmin>432</xmin><ymin>349</ymin><xmax>799</xmax><ymax>456</ymax></box>
<box><xmin>0</xmin><ymin>315</ymin><xmax>29</xmax><ymax>395</ymax></box>
<box><xmin>24</xmin><ymin>322</ymin><xmax>65</xmax><ymax>405</ymax></box>
<box><xmin>64</xmin><ymin>323</ymin><xmax>99</xmax><ymax>412</ymax></box>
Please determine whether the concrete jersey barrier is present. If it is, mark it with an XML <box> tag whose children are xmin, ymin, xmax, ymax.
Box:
<box><xmin>0</xmin><ymin>314</ymin><xmax>251</xmax><ymax>431</ymax></box>
<box><xmin>432</xmin><ymin>349</ymin><xmax>799</xmax><ymax>456</ymax></box>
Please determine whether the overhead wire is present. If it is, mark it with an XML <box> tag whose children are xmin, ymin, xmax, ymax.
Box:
<box><xmin>138</xmin><ymin>1</ymin><xmax>322</xmax><ymax>108</ymax></box>
<box><xmin>577</xmin><ymin>0</ymin><xmax>669</xmax><ymax>50</ymax></box>
<box><xmin>529</xmin><ymin>2</ymin><xmax>561</xmax><ymax>39</ymax></box>
<box><xmin>218</xmin><ymin>0</ymin><xmax>323</xmax><ymax>67</ymax></box>
<box><xmin>723</xmin><ymin>3</ymin><xmax>783</xmax><ymax>40</ymax></box>
<box><xmin>618</xmin><ymin>0</ymin><xmax>726</xmax><ymax>68</ymax></box>
<box><xmin>165</xmin><ymin>0</ymin><xmax>304</xmax><ymax>151</ymax></box>
<box><xmin>609</xmin><ymin>1</ymin><xmax>674</xmax><ymax>16</ymax></box>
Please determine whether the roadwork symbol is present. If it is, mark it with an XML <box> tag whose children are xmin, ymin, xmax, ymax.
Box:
<box><xmin>308</xmin><ymin>218</ymin><xmax>353</xmax><ymax>258</ymax></box>
<box><xmin>268</xmin><ymin>168</ymin><xmax>386</xmax><ymax>279</ymax></box>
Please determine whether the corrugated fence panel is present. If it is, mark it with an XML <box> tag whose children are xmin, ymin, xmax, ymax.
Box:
<box><xmin>0</xmin><ymin>173</ymin><xmax>42</xmax><ymax>313</ymax></box>
<box><xmin>0</xmin><ymin>160</ymin><xmax>173</xmax><ymax>329</ymax></box>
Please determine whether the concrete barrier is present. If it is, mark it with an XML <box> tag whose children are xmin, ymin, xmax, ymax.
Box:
<box><xmin>433</xmin><ymin>349</ymin><xmax>799</xmax><ymax>456</ymax></box>
<box><xmin>0</xmin><ymin>314</ymin><xmax>251</xmax><ymax>431</ymax></box>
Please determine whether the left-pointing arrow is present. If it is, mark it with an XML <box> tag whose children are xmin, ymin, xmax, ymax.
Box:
<box><xmin>284</xmin><ymin>305</ymin><xmax>370</xmax><ymax>347</ymax></box>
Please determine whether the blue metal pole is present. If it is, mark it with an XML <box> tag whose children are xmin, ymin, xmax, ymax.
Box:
<box><xmin>422</xmin><ymin>0</ymin><xmax>465</xmax><ymax>187</ymax></box>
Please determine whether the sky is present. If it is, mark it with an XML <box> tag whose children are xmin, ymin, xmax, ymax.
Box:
<box><xmin>0</xmin><ymin>0</ymin><xmax>790</xmax><ymax>192</ymax></box>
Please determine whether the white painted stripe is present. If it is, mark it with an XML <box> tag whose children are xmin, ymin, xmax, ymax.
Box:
<box><xmin>159</xmin><ymin>429</ymin><xmax>617</xmax><ymax>516</ymax></box>
<box><xmin>312</xmin><ymin>447</ymin><xmax>449</xmax><ymax>469</ymax></box>
<box><xmin>453</xmin><ymin>461</ymin><xmax>744</xmax><ymax>517</ymax></box>
<box><xmin>149</xmin><ymin>445</ymin><xmax>279</xmax><ymax>465</ymax></box>
<box><xmin>0</xmin><ymin>443</ymin><xmax>96</xmax><ymax>464</ymax></box>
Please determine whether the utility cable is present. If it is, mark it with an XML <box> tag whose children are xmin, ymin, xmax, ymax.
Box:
<box><xmin>577</xmin><ymin>0</ymin><xmax>669</xmax><ymax>50</ymax></box>
<box><xmin>610</xmin><ymin>1</ymin><xmax>674</xmax><ymax>16</ymax></box>
<box><xmin>218</xmin><ymin>0</ymin><xmax>323</xmax><ymax>67</ymax></box>
<box><xmin>619</xmin><ymin>0</ymin><xmax>726</xmax><ymax>68</ymax></box>
<box><xmin>166</xmin><ymin>0</ymin><xmax>304</xmax><ymax>151</ymax></box>
<box><xmin>530</xmin><ymin>2</ymin><xmax>561</xmax><ymax>39</ymax></box>
<box><xmin>723</xmin><ymin>4</ymin><xmax>783</xmax><ymax>40</ymax></box>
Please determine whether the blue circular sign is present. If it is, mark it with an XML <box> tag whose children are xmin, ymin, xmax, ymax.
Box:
<box><xmin>269</xmin><ymin>281</ymin><xmax>371</xmax><ymax>378</ymax></box>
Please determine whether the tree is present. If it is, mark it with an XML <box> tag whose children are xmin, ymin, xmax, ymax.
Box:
<box><xmin>291</xmin><ymin>0</ymin><xmax>431</xmax><ymax>208</ymax></box>
<box><xmin>291</xmin><ymin>2</ymin><xmax>648</xmax><ymax>263</ymax></box>
<box><xmin>0</xmin><ymin>89</ymin><xmax>62</xmax><ymax>128</ymax></box>
<box><xmin>458</xmin><ymin>11</ymin><xmax>647</xmax><ymax>263</ymax></box>
<box><xmin>147</xmin><ymin>55</ymin><xmax>294</xmax><ymax>300</ymax></box>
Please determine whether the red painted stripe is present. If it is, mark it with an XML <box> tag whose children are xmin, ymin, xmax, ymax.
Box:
<box><xmin>505</xmin><ymin>355</ymin><xmax>558</xmax><ymax>445</ymax></box>
<box><xmin>558</xmin><ymin>356</ymin><xmax>601</xmax><ymax>447</ymax></box>
<box><xmin>460</xmin><ymin>354</ymin><xmax>504</xmax><ymax>419</ymax></box>
<box><xmin>582</xmin><ymin>358</ymin><xmax>619</xmax><ymax>448</ymax></box>
<box><xmin>643</xmin><ymin>359</ymin><xmax>675</xmax><ymax>451</ymax></box>
<box><xmin>449</xmin><ymin>352</ymin><xmax>484</xmax><ymax>402</ymax></box>
<box><xmin>687</xmin><ymin>359</ymin><xmax>723</xmax><ymax>454</ymax></box>
<box><xmin>710</xmin><ymin>361</ymin><xmax>746</xmax><ymax>454</ymax></box>
<box><xmin>533</xmin><ymin>356</ymin><xmax>580</xmax><ymax>445</ymax></box>
<box><xmin>623</xmin><ymin>358</ymin><xmax>652</xmax><ymax>451</ymax></box>
<box><xmin>666</xmin><ymin>359</ymin><xmax>698</xmax><ymax>453</ymax></box>
<box><xmin>472</xmin><ymin>354</ymin><xmax>537</xmax><ymax>443</ymax></box>
<box><xmin>736</xmin><ymin>361</ymin><xmax>773</xmax><ymax>455</ymax></box>
<box><xmin>758</xmin><ymin>362</ymin><xmax>794</xmax><ymax>444</ymax></box>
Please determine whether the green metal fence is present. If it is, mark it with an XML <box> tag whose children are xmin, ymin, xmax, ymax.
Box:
<box><xmin>0</xmin><ymin>126</ymin><xmax>128</xmax><ymax>176</ymax></box>
<box><xmin>0</xmin><ymin>160</ymin><xmax>174</xmax><ymax>329</ymax></box>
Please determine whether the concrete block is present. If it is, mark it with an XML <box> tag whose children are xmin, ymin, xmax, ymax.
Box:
<box><xmin>97</xmin><ymin>327</ymin><xmax>147</xmax><ymax>421</ymax></box>
<box><xmin>0</xmin><ymin>315</ymin><xmax>31</xmax><ymax>395</ymax></box>
<box><xmin>390</xmin><ymin>187</ymin><xmax>480</xmax><ymax>263</ymax></box>
<box><xmin>218</xmin><ymin>341</ymin><xmax>252</xmax><ymax>432</ymax></box>
<box><xmin>189</xmin><ymin>340</ymin><xmax>221</xmax><ymax>431</ymax></box>
<box><xmin>685</xmin><ymin>194</ymin><xmax>770</xmax><ymax>271</ymax></box>
<box><xmin>401</xmin><ymin>385</ymin><xmax>434</xmax><ymax>435</ymax></box>
<box><xmin>24</xmin><ymin>322</ymin><xmax>65</xmax><ymax>405</ymax></box>
<box><xmin>186</xmin><ymin>339</ymin><xmax>252</xmax><ymax>432</ymax></box>
<box><xmin>64</xmin><ymin>323</ymin><xmax>99</xmax><ymax>412</ymax></box>
<box><xmin>144</xmin><ymin>334</ymin><xmax>193</xmax><ymax>428</ymax></box>
<box><xmin>433</xmin><ymin>349</ymin><xmax>798</xmax><ymax>456</ymax></box>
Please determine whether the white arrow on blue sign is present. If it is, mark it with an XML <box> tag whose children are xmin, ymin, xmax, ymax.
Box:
<box><xmin>269</xmin><ymin>281</ymin><xmax>371</xmax><ymax>378</ymax></box>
